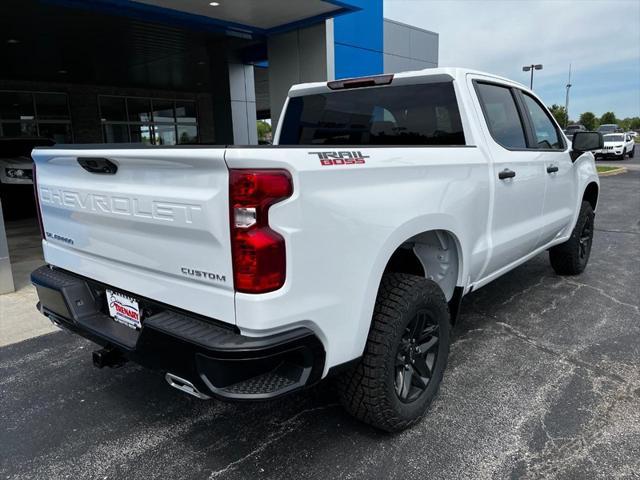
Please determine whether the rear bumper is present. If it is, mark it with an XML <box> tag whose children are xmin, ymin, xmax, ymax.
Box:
<box><xmin>31</xmin><ymin>265</ymin><xmax>325</xmax><ymax>400</ymax></box>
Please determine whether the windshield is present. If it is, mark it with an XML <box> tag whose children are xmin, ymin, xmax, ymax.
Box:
<box><xmin>279</xmin><ymin>82</ymin><xmax>465</xmax><ymax>146</ymax></box>
<box><xmin>604</xmin><ymin>135</ymin><xmax>624</xmax><ymax>142</ymax></box>
<box><xmin>598</xmin><ymin>125</ymin><xmax>617</xmax><ymax>133</ymax></box>
<box><xmin>566</xmin><ymin>125</ymin><xmax>581</xmax><ymax>131</ymax></box>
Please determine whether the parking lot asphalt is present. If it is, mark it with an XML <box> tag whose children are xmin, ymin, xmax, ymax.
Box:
<box><xmin>1</xmin><ymin>161</ymin><xmax>639</xmax><ymax>480</ymax></box>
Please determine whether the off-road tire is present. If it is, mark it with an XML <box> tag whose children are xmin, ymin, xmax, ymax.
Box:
<box><xmin>336</xmin><ymin>273</ymin><xmax>451</xmax><ymax>432</ymax></box>
<box><xmin>549</xmin><ymin>201</ymin><xmax>594</xmax><ymax>275</ymax></box>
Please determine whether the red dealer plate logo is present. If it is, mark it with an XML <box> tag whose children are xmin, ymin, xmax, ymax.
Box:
<box><xmin>107</xmin><ymin>289</ymin><xmax>142</xmax><ymax>330</ymax></box>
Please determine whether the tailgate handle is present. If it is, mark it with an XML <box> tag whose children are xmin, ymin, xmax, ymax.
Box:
<box><xmin>77</xmin><ymin>157</ymin><xmax>118</xmax><ymax>174</ymax></box>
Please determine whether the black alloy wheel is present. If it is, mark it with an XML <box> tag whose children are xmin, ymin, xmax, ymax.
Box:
<box><xmin>395</xmin><ymin>310</ymin><xmax>440</xmax><ymax>402</ymax></box>
<box><xmin>578</xmin><ymin>212</ymin><xmax>594</xmax><ymax>263</ymax></box>
<box><xmin>336</xmin><ymin>274</ymin><xmax>451</xmax><ymax>432</ymax></box>
<box><xmin>549</xmin><ymin>201</ymin><xmax>595</xmax><ymax>275</ymax></box>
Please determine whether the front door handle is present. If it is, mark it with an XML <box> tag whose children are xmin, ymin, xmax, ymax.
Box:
<box><xmin>547</xmin><ymin>165</ymin><xmax>559</xmax><ymax>174</ymax></box>
<box><xmin>498</xmin><ymin>168</ymin><xmax>516</xmax><ymax>180</ymax></box>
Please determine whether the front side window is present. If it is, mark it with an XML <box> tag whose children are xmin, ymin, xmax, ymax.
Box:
<box><xmin>521</xmin><ymin>93</ymin><xmax>563</xmax><ymax>149</ymax></box>
<box><xmin>279</xmin><ymin>82</ymin><xmax>465</xmax><ymax>146</ymax></box>
<box><xmin>475</xmin><ymin>83</ymin><xmax>527</xmax><ymax>149</ymax></box>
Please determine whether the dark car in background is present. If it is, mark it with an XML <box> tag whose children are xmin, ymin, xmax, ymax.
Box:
<box><xmin>0</xmin><ymin>137</ymin><xmax>55</xmax><ymax>219</ymax></box>
<box><xmin>563</xmin><ymin>124</ymin><xmax>586</xmax><ymax>140</ymax></box>
<box><xmin>598</xmin><ymin>124</ymin><xmax>622</xmax><ymax>135</ymax></box>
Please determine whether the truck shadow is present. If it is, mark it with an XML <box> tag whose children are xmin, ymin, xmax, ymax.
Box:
<box><xmin>102</xmin><ymin>254</ymin><xmax>554</xmax><ymax>436</ymax></box>
<box><xmin>4</xmin><ymin>252</ymin><xmax>563</xmax><ymax>478</ymax></box>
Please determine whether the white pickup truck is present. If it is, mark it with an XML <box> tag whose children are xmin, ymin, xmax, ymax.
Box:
<box><xmin>31</xmin><ymin>68</ymin><xmax>603</xmax><ymax>431</ymax></box>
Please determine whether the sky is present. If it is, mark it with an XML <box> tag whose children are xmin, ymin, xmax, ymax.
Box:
<box><xmin>384</xmin><ymin>0</ymin><xmax>640</xmax><ymax>120</ymax></box>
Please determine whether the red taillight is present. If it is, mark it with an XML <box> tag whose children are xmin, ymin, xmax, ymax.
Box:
<box><xmin>32</xmin><ymin>162</ymin><xmax>45</xmax><ymax>241</ymax></box>
<box><xmin>229</xmin><ymin>169</ymin><xmax>293</xmax><ymax>293</ymax></box>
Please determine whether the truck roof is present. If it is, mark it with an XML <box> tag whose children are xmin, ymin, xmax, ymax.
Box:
<box><xmin>288</xmin><ymin>67</ymin><xmax>529</xmax><ymax>97</ymax></box>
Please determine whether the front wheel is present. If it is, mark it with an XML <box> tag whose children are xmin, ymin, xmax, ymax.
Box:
<box><xmin>549</xmin><ymin>201</ymin><xmax>594</xmax><ymax>275</ymax></box>
<box><xmin>337</xmin><ymin>273</ymin><xmax>451</xmax><ymax>432</ymax></box>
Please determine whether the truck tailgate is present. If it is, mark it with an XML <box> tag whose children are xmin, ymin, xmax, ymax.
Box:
<box><xmin>31</xmin><ymin>147</ymin><xmax>235</xmax><ymax>325</ymax></box>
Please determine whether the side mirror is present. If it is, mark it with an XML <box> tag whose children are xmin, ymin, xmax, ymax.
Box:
<box><xmin>571</xmin><ymin>131</ymin><xmax>603</xmax><ymax>161</ymax></box>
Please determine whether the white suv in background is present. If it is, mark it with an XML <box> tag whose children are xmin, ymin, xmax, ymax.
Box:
<box><xmin>596</xmin><ymin>133</ymin><xmax>634</xmax><ymax>160</ymax></box>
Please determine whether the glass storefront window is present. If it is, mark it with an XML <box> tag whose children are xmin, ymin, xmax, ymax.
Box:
<box><xmin>127</xmin><ymin>98</ymin><xmax>152</xmax><ymax>123</ymax></box>
<box><xmin>38</xmin><ymin>123</ymin><xmax>73</xmax><ymax>143</ymax></box>
<box><xmin>130</xmin><ymin>125</ymin><xmax>153</xmax><ymax>144</ymax></box>
<box><xmin>175</xmin><ymin>101</ymin><xmax>197</xmax><ymax>123</ymax></box>
<box><xmin>35</xmin><ymin>93</ymin><xmax>70</xmax><ymax>120</ymax></box>
<box><xmin>0</xmin><ymin>122</ymin><xmax>37</xmax><ymax>137</ymax></box>
<box><xmin>152</xmin><ymin>99</ymin><xmax>174</xmax><ymax>123</ymax></box>
<box><xmin>0</xmin><ymin>92</ymin><xmax>35</xmax><ymax>121</ymax></box>
<box><xmin>100</xmin><ymin>96</ymin><xmax>127</xmax><ymax>122</ymax></box>
<box><xmin>100</xmin><ymin>96</ymin><xmax>198</xmax><ymax>145</ymax></box>
<box><xmin>177</xmin><ymin>125</ymin><xmax>198</xmax><ymax>144</ymax></box>
<box><xmin>103</xmin><ymin>124</ymin><xmax>130</xmax><ymax>143</ymax></box>
<box><xmin>153</xmin><ymin>124</ymin><xmax>176</xmax><ymax>145</ymax></box>
<box><xmin>0</xmin><ymin>91</ymin><xmax>71</xmax><ymax>141</ymax></box>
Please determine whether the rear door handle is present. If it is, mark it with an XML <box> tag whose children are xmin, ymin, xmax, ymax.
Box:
<box><xmin>547</xmin><ymin>165</ymin><xmax>559</xmax><ymax>174</ymax></box>
<box><xmin>498</xmin><ymin>168</ymin><xmax>516</xmax><ymax>180</ymax></box>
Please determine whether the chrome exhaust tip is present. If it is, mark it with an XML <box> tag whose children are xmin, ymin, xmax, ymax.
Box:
<box><xmin>165</xmin><ymin>373</ymin><xmax>211</xmax><ymax>400</ymax></box>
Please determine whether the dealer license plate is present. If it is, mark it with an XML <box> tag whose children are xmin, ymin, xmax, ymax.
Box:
<box><xmin>107</xmin><ymin>289</ymin><xmax>142</xmax><ymax>330</ymax></box>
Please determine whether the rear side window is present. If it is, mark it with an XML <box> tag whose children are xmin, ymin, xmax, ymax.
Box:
<box><xmin>279</xmin><ymin>82</ymin><xmax>465</xmax><ymax>146</ymax></box>
<box><xmin>475</xmin><ymin>83</ymin><xmax>527</xmax><ymax>149</ymax></box>
<box><xmin>521</xmin><ymin>93</ymin><xmax>563</xmax><ymax>149</ymax></box>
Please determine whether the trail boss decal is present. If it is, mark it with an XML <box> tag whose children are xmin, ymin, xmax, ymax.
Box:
<box><xmin>309</xmin><ymin>151</ymin><xmax>369</xmax><ymax>166</ymax></box>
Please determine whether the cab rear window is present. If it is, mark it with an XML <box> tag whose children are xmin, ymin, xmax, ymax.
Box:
<box><xmin>279</xmin><ymin>82</ymin><xmax>465</xmax><ymax>146</ymax></box>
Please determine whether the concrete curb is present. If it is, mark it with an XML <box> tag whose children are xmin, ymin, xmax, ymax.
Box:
<box><xmin>598</xmin><ymin>167</ymin><xmax>627</xmax><ymax>177</ymax></box>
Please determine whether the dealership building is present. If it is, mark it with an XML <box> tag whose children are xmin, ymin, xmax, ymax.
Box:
<box><xmin>0</xmin><ymin>0</ymin><xmax>438</xmax><ymax>146</ymax></box>
<box><xmin>0</xmin><ymin>0</ymin><xmax>438</xmax><ymax>293</ymax></box>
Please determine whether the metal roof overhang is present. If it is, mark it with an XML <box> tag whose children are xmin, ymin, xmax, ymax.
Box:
<box><xmin>45</xmin><ymin>0</ymin><xmax>361</xmax><ymax>37</ymax></box>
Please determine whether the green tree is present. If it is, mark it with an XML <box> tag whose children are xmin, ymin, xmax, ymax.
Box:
<box><xmin>256</xmin><ymin>120</ymin><xmax>272</xmax><ymax>143</ymax></box>
<box><xmin>630</xmin><ymin>117</ymin><xmax>640</xmax><ymax>130</ymax></box>
<box><xmin>600</xmin><ymin>111</ymin><xmax>617</xmax><ymax>125</ymax></box>
<box><xmin>618</xmin><ymin>118</ymin><xmax>632</xmax><ymax>131</ymax></box>
<box><xmin>548</xmin><ymin>104</ymin><xmax>568</xmax><ymax>127</ymax></box>
<box><xmin>578</xmin><ymin>112</ymin><xmax>597</xmax><ymax>131</ymax></box>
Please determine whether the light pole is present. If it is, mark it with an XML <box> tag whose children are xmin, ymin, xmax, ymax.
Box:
<box><xmin>564</xmin><ymin>63</ymin><xmax>572</xmax><ymax>128</ymax></box>
<box><xmin>522</xmin><ymin>64</ymin><xmax>543</xmax><ymax>89</ymax></box>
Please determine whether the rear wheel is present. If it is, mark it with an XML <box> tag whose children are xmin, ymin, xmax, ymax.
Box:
<box><xmin>629</xmin><ymin>146</ymin><xmax>635</xmax><ymax>158</ymax></box>
<box><xmin>549</xmin><ymin>201</ymin><xmax>594</xmax><ymax>275</ymax></box>
<box><xmin>337</xmin><ymin>273</ymin><xmax>450</xmax><ymax>432</ymax></box>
